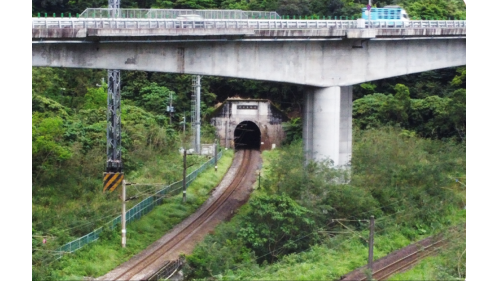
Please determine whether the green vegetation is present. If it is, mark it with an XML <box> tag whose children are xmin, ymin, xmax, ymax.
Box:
<box><xmin>353</xmin><ymin>68</ymin><xmax>466</xmax><ymax>140</ymax></box>
<box><xmin>33</xmin><ymin>0</ymin><xmax>466</xmax><ymax>20</ymax></box>
<box><xmin>184</xmin><ymin>128</ymin><xmax>466</xmax><ymax>280</ymax></box>
<box><xmin>388</xmin><ymin>225</ymin><xmax>466</xmax><ymax>281</ymax></box>
<box><xmin>33</xmin><ymin>150</ymin><xmax>234</xmax><ymax>281</ymax></box>
<box><xmin>32</xmin><ymin>67</ymin><xmax>223</xmax><ymax>281</ymax></box>
<box><xmin>32</xmin><ymin>1</ymin><xmax>466</xmax><ymax>280</ymax></box>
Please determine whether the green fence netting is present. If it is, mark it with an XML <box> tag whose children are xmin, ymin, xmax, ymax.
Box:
<box><xmin>56</xmin><ymin>150</ymin><xmax>224</xmax><ymax>259</ymax></box>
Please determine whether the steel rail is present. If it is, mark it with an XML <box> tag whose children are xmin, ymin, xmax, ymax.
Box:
<box><xmin>111</xmin><ymin>149</ymin><xmax>255</xmax><ymax>280</ymax></box>
<box><xmin>359</xmin><ymin>238</ymin><xmax>448</xmax><ymax>281</ymax></box>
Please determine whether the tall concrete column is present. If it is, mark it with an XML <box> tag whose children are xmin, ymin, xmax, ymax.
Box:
<box><xmin>303</xmin><ymin>86</ymin><xmax>353</xmax><ymax>167</ymax></box>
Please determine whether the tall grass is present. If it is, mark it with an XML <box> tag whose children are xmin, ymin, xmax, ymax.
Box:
<box><xmin>32</xmin><ymin>150</ymin><xmax>234</xmax><ymax>281</ymax></box>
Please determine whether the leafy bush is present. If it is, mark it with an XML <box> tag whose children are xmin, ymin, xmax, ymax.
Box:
<box><xmin>238</xmin><ymin>194</ymin><xmax>318</xmax><ymax>263</ymax></box>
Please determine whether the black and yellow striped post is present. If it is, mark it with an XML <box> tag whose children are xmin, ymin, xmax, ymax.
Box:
<box><xmin>103</xmin><ymin>172</ymin><xmax>124</xmax><ymax>193</ymax></box>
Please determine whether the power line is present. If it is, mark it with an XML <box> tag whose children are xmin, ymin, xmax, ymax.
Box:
<box><xmin>224</xmin><ymin>207</ymin><xmax>465</xmax><ymax>276</ymax></box>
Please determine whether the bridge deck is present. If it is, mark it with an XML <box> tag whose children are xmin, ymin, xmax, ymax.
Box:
<box><xmin>32</xmin><ymin>19</ymin><xmax>466</xmax><ymax>40</ymax></box>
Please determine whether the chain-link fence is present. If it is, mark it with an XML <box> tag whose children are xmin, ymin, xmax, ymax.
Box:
<box><xmin>56</xmin><ymin>150</ymin><xmax>223</xmax><ymax>259</ymax></box>
<box><xmin>80</xmin><ymin>8</ymin><xmax>280</xmax><ymax>19</ymax></box>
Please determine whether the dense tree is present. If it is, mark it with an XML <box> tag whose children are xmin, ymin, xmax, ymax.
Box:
<box><xmin>352</xmin><ymin>69</ymin><xmax>466</xmax><ymax>140</ymax></box>
<box><xmin>404</xmin><ymin>0</ymin><xmax>466</xmax><ymax>19</ymax></box>
<box><xmin>238</xmin><ymin>194</ymin><xmax>318</xmax><ymax>263</ymax></box>
<box><xmin>275</xmin><ymin>0</ymin><xmax>311</xmax><ymax>16</ymax></box>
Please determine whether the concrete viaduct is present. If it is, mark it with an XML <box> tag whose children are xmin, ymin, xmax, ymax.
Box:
<box><xmin>32</xmin><ymin>17</ymin><xmax>466</xmax><ymax>167</ymax></box>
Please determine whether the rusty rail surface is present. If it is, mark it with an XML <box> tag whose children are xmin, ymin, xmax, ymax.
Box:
<box><xmin>340</xmin><ymin>236</ymin><xmax>449</xmax><ymax>281</ymax></box>
<box><xmin>147</xmin><ymin>259</ymin><xmax>183</xmax><ymax>281</ymax></box>
<box><xmin>364</xmin><ymin>239</ymin><xmax>447</xmax><ymax>280</ymax></box>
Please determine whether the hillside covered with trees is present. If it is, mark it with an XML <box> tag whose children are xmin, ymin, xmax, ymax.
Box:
<box><xmin>32</xmin><ymin>1</ymin><xmax>466</xmax><ymax>280</ymax></box>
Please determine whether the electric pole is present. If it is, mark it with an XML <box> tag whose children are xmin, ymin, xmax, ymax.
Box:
<box><xmin>214</xmin><ymin>138</ymin><xmax>218</xmax><ymax>172</ymax></box>
<box><xmin>225</xmin><ymin>120</ymin><xmax>228</xmax><ymax>149</ymax></box>
<box><xmin>121</xmin><ymin>179</ymin><xmax>126</xmax><ymax>248</ymax></box>
<box><xmin>368</xmin><ymin>215</ymin><xmax>375</xmax><ymax>280</ymax></box>
<box><xmin>182</xmin><ymin>150</ymin><xmax>187</xmax><ymax>203</ymax></box>
<box><xmin>195</xmin><ymin>75</ymin><xmax>201</xmax><ymax>154</ymax></box>
<box><xmin>191</xmin><ymin>75</ymin><xmax>201</xmax><ymax>154</ymax></box>
<box><xmin>166</xmin><ymin>92</ymin><xmax>174</xmax><ymax>125</ymax></box>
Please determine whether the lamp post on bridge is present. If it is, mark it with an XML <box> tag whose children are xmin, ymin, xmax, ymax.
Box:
<box><xmin>367</xmin><ymin>0</ymin><xmax>372</xmax><ymax>23</ymax></box>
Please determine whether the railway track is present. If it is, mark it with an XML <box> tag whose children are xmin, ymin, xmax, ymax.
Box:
<box><xmin>362</xmin><ymin>239</ymin><xmax>447</xmax><ymax>281</ymax></box>
<box><xmin>102</xmin><ymin>149</ymin><xmax>257</xmax><ymax>281</ymax></box>
<box><xmin>341</xmin><ymin>236</ymin><xmax>449</xmax><ymax>281</ymax></box>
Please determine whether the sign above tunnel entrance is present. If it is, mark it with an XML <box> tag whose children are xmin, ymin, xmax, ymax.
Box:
<box><xmin>237</xmin><ymin>105</ymin><xmax>258</xmax><ymax>110</ymax></box>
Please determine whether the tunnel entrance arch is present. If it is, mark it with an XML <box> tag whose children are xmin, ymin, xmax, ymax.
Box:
<box><xmin>234</xmin><ymin>121</ymin><xmax>261</xmax><ymax>150</ymax></box>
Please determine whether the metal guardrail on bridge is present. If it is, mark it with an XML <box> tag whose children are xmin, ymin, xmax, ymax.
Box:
<box><xmin>80</xmin><ymin>8</ymin><xmax>281</xmax><ymax>19</ymax></box>
<box><xmin>31</xmin><ymin>18</ymin><xmax>466</xmax><ymax>30</ymax></box>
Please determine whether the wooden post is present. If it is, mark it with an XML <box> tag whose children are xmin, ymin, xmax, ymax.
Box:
<box><xmin>121</xmin><ymin>179</ymin><xmax>126</xmax><ymax>248</ymax></box>
<box><xmin>182</xmin><ymin>150</ymin><xmax>187</xmax><ymax>203</ymax></box>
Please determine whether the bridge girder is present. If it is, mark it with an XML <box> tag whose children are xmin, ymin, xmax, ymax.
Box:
<box><xmin>32</xmin><ymin>38</ymin><xmax>465</xmax><ymax>87</ymax></box>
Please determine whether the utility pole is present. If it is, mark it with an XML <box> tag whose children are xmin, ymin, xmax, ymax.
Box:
<box><xmin>183</xmin><ymin>112</ymin><xmax>186</xmax><ymax>136</ymax></box>
<box><xmin>170</xmin><ymin>93</ymin><xmax>173</xmax><ymax>124</ymax></box>
<box><xmin>167</xmin><ymin>92</ymin><xmax>174</xmax><ymax>125</ymax></box>
<box><xmin>368</xmin><ymin>215</ymin><xmax>375</xmax><ymax>280</ymax></box>
<box><xmin>182</xmin><ymin>150</ymin><xmax>187</xmax><ymax>203</ymax></box>
<box><xmin>214</xmin><ymin>139</ymin><xmax>218</xmax><ymax>172</ymax></box>
<box><xmin>225</xmin><ymin>120</ymin><xmax>229</xmax><ymax>149</ymax></box>
<box><xmin>121</xmin><ymin>179</ymin><xmax>126</xmax><ymax>248</ymax></box>
<box><xmin>195</xmin><ymin>75</ymin><xmax>201</xmax><ymax>154</ymax></box>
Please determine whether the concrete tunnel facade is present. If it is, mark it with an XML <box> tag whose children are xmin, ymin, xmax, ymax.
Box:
<box><xmin>211</xmin><ymin>98</ymin><xmax>288</xmax><ymax>151</ymax></box>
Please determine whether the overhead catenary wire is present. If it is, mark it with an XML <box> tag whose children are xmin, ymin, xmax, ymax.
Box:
<box><xmin>32</xmin><ymin>210</ymin><xmax>123</xmax><ymax>235</ymax></box>
<box><xmin>33</xmin><ymin>170</ymin><xmax>207</xmax><ymax>237</ymax></box>
<box><xmin>221</xmin><ymin>179</ymin><xmax>465</xmax><ymax>274</ymax></box>
<box><xmin>225</xmin><ymin>207</ymin><xmax>465</xmax><ymax>276</ymax></box>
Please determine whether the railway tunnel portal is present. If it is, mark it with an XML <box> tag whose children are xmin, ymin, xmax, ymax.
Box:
<box><xmin>211</xmin><ymin>98</ymin><xmax>288</xmax><ymax>151</ymax></box>
<box><xmin>234</xmin><ymin>121</ymin><xmax>261</xmax><ymax>150</ymax></box>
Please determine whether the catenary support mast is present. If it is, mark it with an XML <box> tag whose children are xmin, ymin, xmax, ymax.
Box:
<box><xmin>106</xmin><ymin>0</ymin><xmax>122</xmax><ymax>174</ymax></box>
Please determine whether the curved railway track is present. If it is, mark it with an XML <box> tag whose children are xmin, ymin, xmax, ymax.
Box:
<box><xmin>105</xmin><ymin>149</ymin><xmax>257</xmax><ymax>281</ymax></box>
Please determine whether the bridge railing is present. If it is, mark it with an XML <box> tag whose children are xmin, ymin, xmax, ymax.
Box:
<box><xmin>54</xmin><ymin>149</ymin><xmax>224</xmax><ymax>259</ymax></box>
<box><xmin>366</xmin><ymin>20</ymin><xmax>466</xmax><ymax>28</ymax></box>
<box><xmin>32</xmin><ymin>18</ymin><xmax>466</xmax><ymax>30</ymax></box>
<box><xmin>80</xmin><ymin>8</ymin><xmax>150</xmax><ymax>19</ymax></box>
<box><xmin>80</xmin><ymin>8</ymin><xmax>280</xmax><ymax>19</ymax></box>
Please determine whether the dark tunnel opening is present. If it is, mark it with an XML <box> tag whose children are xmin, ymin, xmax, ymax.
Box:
<box><xmin>234</xmin><ymin>121</ymin><xmax>261</xmax><ymax>150</ymax></box>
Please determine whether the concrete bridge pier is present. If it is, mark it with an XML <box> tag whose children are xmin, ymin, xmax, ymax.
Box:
<box><xmin>303</xmin><ymin>86</ymin><xmax>352</xmax><ymax>167</ymax></box>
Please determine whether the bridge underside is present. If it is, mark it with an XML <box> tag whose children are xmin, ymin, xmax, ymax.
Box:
<box><xmin>32</xmin><ymin>36</ymin><xmax>465</xmax><ymax>166</ymax></box>
<box><xmin>32</xmin><ymin>38</ymin><xmax>465</xmax><ymax>87</ymax></box>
